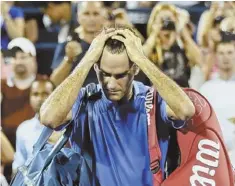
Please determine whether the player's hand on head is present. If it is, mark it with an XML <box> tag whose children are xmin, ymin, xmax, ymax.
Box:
<box><xmin>86</xmin><ymin>27</ymin><xmax>117</xmax><ymax>64</ymax></box>
<box><xmin>112</xmin><ymin>29</ymin><xmax>145</xmax><ymax>62</ymax></box>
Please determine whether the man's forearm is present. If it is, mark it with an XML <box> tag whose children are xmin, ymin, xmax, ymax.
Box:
<box><xmin>50</xmin><ymin>57</ymin><xmax>74</xmax><ymax>87</ymax></box>
<box><xmin>135</xmin><ymin>56</ymin><xmax>195</xmax><ymax>120</ymax></box>
<box><xmin>40</xmin><ymin>55</ymin><xmax>94</xmax><ymax>128</ymax></box>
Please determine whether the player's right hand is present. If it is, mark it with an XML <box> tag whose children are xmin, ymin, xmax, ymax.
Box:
<box><xmin>86</xmin><ymin>28</ymin><xmax>117</xmax><ymax>64</ymax></box>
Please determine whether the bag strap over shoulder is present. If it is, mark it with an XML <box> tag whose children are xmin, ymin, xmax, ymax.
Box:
<box><xmin>86</xmin><ymin>83</ymin><xmax>102</xmax><ymax>186</ymax></box>
<box><xmin>145</xmin><ymin>88</ymin><xmax>163</xmax><ymax>186</ymax></box>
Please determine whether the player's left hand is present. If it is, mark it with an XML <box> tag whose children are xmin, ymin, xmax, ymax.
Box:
<box><xmin>111</xmin><ymin>29</ymin><xmax>146</xmax><ymax>63</ymax></box>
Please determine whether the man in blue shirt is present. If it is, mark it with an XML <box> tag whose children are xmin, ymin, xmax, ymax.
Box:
<box><xmin>40</xmin><ymin>27</ymin><xmax>195</xmax><ymax>186</ymax></box>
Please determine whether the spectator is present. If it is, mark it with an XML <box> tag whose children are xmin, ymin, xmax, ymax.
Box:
<box><xmin>12</xmin><ymin>78</ymin><xmax>63</xmax><ymax>173</ymax></box>
<box><xmin>41</xmin><ymin>1</ymin><xmax>78</xmax><ymax>44</ymax></box>
<box><xmin>197</xmin><ymin>2</ymin><xmax>235</xmax><ymax>49</ymax></box>
<box><xmin>1</xmin><ymin>2</ymin><xmax>25</xmax><ymax>49</ymax></box>
<box><xmin>196</xmin><ymin>3</ymin><xmax>235</xmax><ymax>83</ymax></box>
<box><xmin>143</xmin><ymin>4</ymin><xmax>202</xmax><ymax>87</ymax></box>
<box><xmin>220</xmin><ymin>16</ymin><xmax>235</xmax><ymax>45</ymax></box>
<box><xmin>1</xmin><ymin>37</ymin><xmax>37</xmax><ymax>148</ymax></box>
<box><xmin>190</xmin><ymin>16</ymin><xmax>235</xmax><ymax>90</ymax></box>
<box><xmin>199</xmin><ymin>40</ymin><xmax>235</xmax><ymax>165</ymax></box>
<box><xmin>50</xmin><ymin>1</ymin><xmax>105</xmax><ymax>87</ymax></box>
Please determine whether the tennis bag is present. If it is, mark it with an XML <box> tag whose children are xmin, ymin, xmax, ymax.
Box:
<box><xmin>147</xmin><ymin>88</ymin><xmax>235</xmax><ymax>186</ymax></box>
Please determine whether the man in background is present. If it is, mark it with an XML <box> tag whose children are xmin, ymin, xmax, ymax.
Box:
<box><xmin>50</xmin><ymin>1</ymin><xmax>105</xmax><ymax>87</ymax></box>
<box><xmin>1</xmin><ymin>37</ymin><xmax>37</xmax><ymax>148</ymax></box>
<box><xmin>12</xmin><ymin>78</ymin><xmax>62</xmax><ymax>173</ymax></box>
<box><xmin>200</xmin><ymin>40</ymin><xmax>235</xmax><ymax>166</ymax></box>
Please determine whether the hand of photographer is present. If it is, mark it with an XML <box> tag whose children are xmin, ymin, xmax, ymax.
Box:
<box><xmin>151</xmin><ymin>23</ymin><xmax>162</xmax><ymax>38</ymax></box>
<box><xmin>180</xmin><ymin>27</ymin><xmax>203</xmax><ymax>67</ymax></box>
<box><xmin>143</xmin><ymin>23</ymin><xmax>161</xmax><ymax>57</ymax></box>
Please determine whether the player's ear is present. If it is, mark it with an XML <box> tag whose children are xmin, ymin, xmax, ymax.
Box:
<box><xmin>94</xmin><ymin>63</ymin><xmax>99</xmax><ymax>72</ymax></box>
<box><xmin>133</xmin><ymin>64</ymin><xmax>139</xmax><ymax>76</ymax></box>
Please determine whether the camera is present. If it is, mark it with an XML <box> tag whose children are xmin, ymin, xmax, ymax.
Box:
<box><xmin>161</xmin><ymin>17</ymin><xmax>176</xmax><ymax>31</ymax></box>
<box><xmin>213</xmin><ymin>16</ymin><xmax>225</xmax><ymax>26</ymax></box>
<box><xmin>220</xmin><ymin>30</ymin><xmax>235</xmax><ymax>42</ymax></box>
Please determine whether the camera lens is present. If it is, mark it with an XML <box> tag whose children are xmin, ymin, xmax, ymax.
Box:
<box><xmin>162</xmin><ymin>18</ymin><xmax>175</xmax><ymax>31</ymax></box>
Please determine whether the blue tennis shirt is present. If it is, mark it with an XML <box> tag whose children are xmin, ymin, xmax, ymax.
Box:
<box><xmin>68</xmin><ymin>81</ymin><xmax>184</xmax><ymax>186</ymax></box>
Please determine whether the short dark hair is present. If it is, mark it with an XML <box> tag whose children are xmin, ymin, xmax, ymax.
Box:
<box><xmin>105</xmin><ymin>38</ymin><xmax>126</xmax><ymax>54</ymax></box>
<box><xmin>97</xmin><ymin>38</ymin><xmax>130</xmax><ymax>66</ymax></box>
<box><xmin>103</xmin><ymin>24</ymin><xmax>137</xmax><ymax>54</ymax></box>
<box><xmin>97</xmin><ymin>25</ymin><xmax>137</xmax><ymax>66</ymax></box>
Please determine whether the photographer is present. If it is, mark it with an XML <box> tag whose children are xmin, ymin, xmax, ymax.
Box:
<box><xmin>143</xmin><ymin>4</ymin><xmax>202</xmax><ymax>87</ymax></box>
<box><xmin>194</xmin><ymin>16</ymin><xmax>235</xmax><ymax>87</ymax></box>
<box><xmin>197</xmin><ymin>2</ymin><xmax>235</xmax><ymax>50</ymax></box>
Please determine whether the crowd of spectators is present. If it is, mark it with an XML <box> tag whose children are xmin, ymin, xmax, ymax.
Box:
<box><xmin>1</xmin><ymin>1</ymin><xmax>235</xmax><ymax>185</ymax></box>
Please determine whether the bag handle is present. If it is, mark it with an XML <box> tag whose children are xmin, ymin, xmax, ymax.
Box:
<box><xmin>87</xmin><ymin>99</ymin><xmax>97</xmax><ymax>186</ymax></box>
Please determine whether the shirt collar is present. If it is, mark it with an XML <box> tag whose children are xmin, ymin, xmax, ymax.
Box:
<box><xmin>99</xmin><ymin>81</ymin><xmax>140</xmax><ymax>111</ymax></box>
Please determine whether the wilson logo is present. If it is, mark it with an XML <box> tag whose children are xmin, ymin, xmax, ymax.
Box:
<box><xmin>190</xmin><ymin>139</ymin><xmax>220</xmax><ymax>186</ymax></box>
<box><xmin>145</xmin><ymin>88</ymin><xmax>154</xmax><ymax>126</ymax></box>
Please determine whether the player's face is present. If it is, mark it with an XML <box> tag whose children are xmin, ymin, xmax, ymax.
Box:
<box><xmin>95</xmin><ymin>48</ymin><xmax>136</xmax><ymax>102</ymax></box>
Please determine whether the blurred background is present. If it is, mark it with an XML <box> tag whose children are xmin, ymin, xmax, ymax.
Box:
<box><xmin>1</xmin><ymin>1</ymin><xmax>235</xmax><ymax>185</ymax></box>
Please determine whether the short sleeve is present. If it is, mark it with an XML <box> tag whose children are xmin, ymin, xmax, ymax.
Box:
<box><xmin>158</xmin><ymin>94</ymin><xmax>186</xmax><ymax>129</ymax></box>
<box><xmin>9</xmin><ymin>7</ymin><xmax>24</xmax><ymax>19</ymax></box>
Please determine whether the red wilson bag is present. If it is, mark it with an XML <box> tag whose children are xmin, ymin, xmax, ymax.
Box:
<box><xmin>146</xmin><ymin>88</ymin><xmax>235</xmax><ymax>186</ymax></box>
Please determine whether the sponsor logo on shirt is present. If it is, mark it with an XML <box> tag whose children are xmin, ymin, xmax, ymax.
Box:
<box><xmin>145</xmin><ymin>88</ymin><xmax>154</xmax><ymax>126</ymax></box>
<box><xmin>190</xmin><ymin>139</ymin><xmax>220</xmax><ymax>186</ymax></box>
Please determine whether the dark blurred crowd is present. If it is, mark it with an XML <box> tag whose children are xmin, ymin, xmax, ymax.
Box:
<box><xmin>1</xmin><ymin>1</ymin><xmax>235</xmax><ymax>185</ymax></box>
